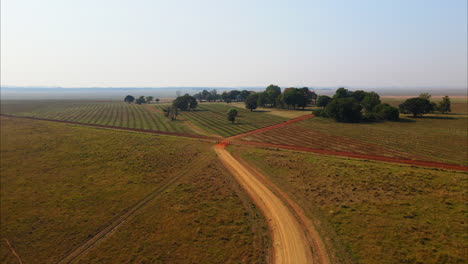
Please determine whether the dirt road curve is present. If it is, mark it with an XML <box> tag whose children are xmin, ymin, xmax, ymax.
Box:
<box><xmin>215</xmin><ymin>143</ymin><xmax>317</xmax><ymax>264</ymax></box>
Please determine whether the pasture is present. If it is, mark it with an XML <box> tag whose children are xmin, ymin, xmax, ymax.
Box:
<box><xmin>0</xmin><ymin>117</ymin><xmax>267</xmax><ymax>263</ymax></box>
<box><xmin>179</xmin><ymin>103</ymin><xmax>288</xmax><ymax>137</ymax></box>
<box><xmin>236</xmin><ymin>146</ymin><xmax>467</xmax><ymax>264</ymax></box>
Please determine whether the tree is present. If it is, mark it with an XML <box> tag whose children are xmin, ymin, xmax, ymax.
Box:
<box><xmin>164</xmin><ymin>106</ymin><xmax>178</xmax><ymax>120</ymax></box>
<box><xmin>317</xmin><ymin>95</ymin><xmax>332</xmax><ymax>108</ymax></box>
<box><xmin>351</xmin><ymin>90</ymin><xmax>367</xmax><ymax>102</ymax></box>
<box><xmin>437</xmin><ymin>96</ymin><xmax>451</xmax><ymax>114</ymax></box>
<box><xmin>361</xmin><ymin>92</ymin><xmax>381</xmax><ymax>112</ymax></box>
<box><xmin>124</xmin><ymin>95</ymin><xmax>135</xmax><ymax>103</ymax></box>
<box><xmin>227</xmin><ymin>108</ymin><xmax>238</xmax><ymax>123</ymax></box>
<box><xmin>173</xmin><ymin>94</ymin><xmax>198</xmax><ymax>111</ymax></box>
<box><xmin>333</xmin><ymin>87</ymin><xmax>352</xmax><ymax>99</ymax></box>
<box><xmin>399</xmin><ymin>97</ymin><xmax>434</xmax><ymax>117</ymax></box>
<box><xmin>265</xmin><ymin>85</ymin><xmax>281</xmax><ymax>106</ymax></box>
<box><xmin>373</xmin><ymin>103</ymin><xmax>399</xmax><ymax>120</ymax></box>
<box><xmin>245</xmin><ymin>93</ymin><xmax>259</xmax><ymax>111</ymax></box>
<box><xmin>145</xmin><ymin>96</ymin><xmax>154</xmax><ymax>103</ymax></box>
<box><xmin>419</xmin><ymin>93</ymin><xmax>432</xmax><ymax>100</ymax></box>
<box><xmin>135</xmin><ymin>96</ymin><xmax>146</xmax><ymax>104</ymax></box>
<box><xmin>257</xmin><ymin>92</ymin><xmax>269</xmax><ymax>107</ymax></box>
<box><xmin>155</xmin><ymin>98</ymin><xmax>160</xmax><ymax>103</ymax></box>
<box><xmin>239</xmin><ymin>90</ymin><xmax>251</xmax><ymax>101</ymax></box>
<box><xmin>325</xmin><ymin>97</ymin><xmax>362</xmax><ymax>122</ymax></box>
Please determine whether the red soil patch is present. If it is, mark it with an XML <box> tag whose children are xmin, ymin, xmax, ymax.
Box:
<box><xmin>230</xmin><ymin>140</ymin><xmax>468</xmax><ymax>172</ymax></box>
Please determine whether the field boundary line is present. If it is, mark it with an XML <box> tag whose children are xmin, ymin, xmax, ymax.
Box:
<box><xmin>231</xmin><ymin>141</ymin><xmax>468</xmax><ymax>172</ymax></box>
<box><xmin>56</xmin><ymin>154</ymin><xmax>212</xmax><ymax>264</ymax></box>
<box><xmin>3</xmin><ymin>238</ymin><xmax>24</xmax><ymax>264</ymax></box>
<box><xmin>227</xmin><ymin>114</ymin><xmax>314</xmax><ymax>140</ymax></box>
<box><xmin>0</xmin><ymin>114</ymin><xmax>219</xmax><ymax>142</ymax></box>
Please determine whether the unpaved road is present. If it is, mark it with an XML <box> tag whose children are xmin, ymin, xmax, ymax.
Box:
<box><xmin>215</xmin><ymin>143</ymin><xmax>318</xmax><ymax>264</ymax></box>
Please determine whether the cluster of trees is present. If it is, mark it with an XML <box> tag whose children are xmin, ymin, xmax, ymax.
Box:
<box><xmin>194</xmin><ymin>89</ymin><xmax>257</xmax><ymax>103</ymax></box>
<box><xmin>242</xmin><ymin>85</ymin><xmax>318</xmax><ymax>112</ymax></box>
<box><xmin>399</xmin><ymin>94</ymin><xmax>451</xmax><ymax>116</ymax></box>
<box><xmin>124</xmin><ymin>95</ymin><xmax>159</xmax><ymax>104</ymax></box>
<box><xmin>313</xmin><ymin>88</ymin><xmax>399</xmax><ymax>122</ymax></box>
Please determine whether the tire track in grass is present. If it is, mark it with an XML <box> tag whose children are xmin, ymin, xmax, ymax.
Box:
<box><xmin>56</xmin><ymin>153</ymin><xmax>212</xmax><ymax>264</ymax></box>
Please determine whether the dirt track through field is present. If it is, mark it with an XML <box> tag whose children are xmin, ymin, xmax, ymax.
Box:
<box><xmin>215</xmin><ymin>143</ymin><xmax>327</xmax><ymax>264</ymax></box>
<box><xmin>56</xmin><ymin>154</ymin><xmax>211</xmax><ymax>264</ymax></box>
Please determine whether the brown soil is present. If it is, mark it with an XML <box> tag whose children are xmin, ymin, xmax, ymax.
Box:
<box><xmin>214</xmin><ymin>143</ymin><xmax>322</xmax><ymax>263</ymax></box>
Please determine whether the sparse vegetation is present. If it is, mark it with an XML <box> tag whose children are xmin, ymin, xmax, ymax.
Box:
<box><xmin>237</xmin><ymin>147</ymin><xmax>467</xmax><ymax>264</ymax></box>
<box><xmin>0</xmin><ymin>117</ymin><xmax>268</xmax><ymax>263</ymax></box>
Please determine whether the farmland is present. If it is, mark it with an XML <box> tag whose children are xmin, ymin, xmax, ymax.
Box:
<box><xmin>236</xmin><ymin>146</ymin><xmax>467</xmax><ymax>264</ymax></box>
<box><xmin>179</xmin><ymin>103</ymin><xmax>288</xmax><ymax>137</ymax></box>
<box><xmin>244</xmin><ymin>106</ymin><xmax>468</xmax><ymax>165</ymax></box>
<box><xmin>0</xmin><ymin>100</ymin><xmax>194</xmax><ymax>134</ymax></box>
<box><xmin>0</xmin><ymin>117</ymin><xmax>267</xmax><ymax>263</ymax></box>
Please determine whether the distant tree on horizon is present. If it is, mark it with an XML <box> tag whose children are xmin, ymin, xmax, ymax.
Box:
<box><xmin>135</xmin><ymin>96</ymin><xmax>146</xmax><ymax>104</ymax></box>
<box><xmin>124</xmin><ymin>95</ymin><xmax>135</xmax><ymax>103</ymax></box>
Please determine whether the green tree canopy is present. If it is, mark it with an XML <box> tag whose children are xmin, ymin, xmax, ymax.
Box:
<box><xmin>245</xmin><ymin>93</ymin><xmax>259</xmax><ymax>111</ymax></box>
<box><xmin>437</xmin><ymin>96</ymin><xmax>451</xmax><ymax>114</ymax></box>
<box><xmin>361</xmin><ymin>92</ymin><xmax>381</xmax><ymax>112</ymax></box>
<box><xmin>135</xmin><ymin>96</ymin><xmax>146</xmax><ymax>104</ymax></box>
<box><xmin>325</xmin><ymin>97</ymin><xmax>362</xmax><ymax>122</ymax></box>
<box><xmin>124</xmin><ymin>95</ymin><xmax>135</xmax><ymax>103</ymax></box>
<box><xmin>317</xmin><ymin>95</ymin><xmax>332</xmax><ymax>108</ymax></box>
<box><xmin>399</xmin><ymin>97</ymin><xmax>434</xmax><ymax>117</ymax></box>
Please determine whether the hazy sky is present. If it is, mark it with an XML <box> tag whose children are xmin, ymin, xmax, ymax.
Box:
<box><xmin>1</xmin><ymin>0</ymin><xmax>467</xmax><ymax>88</ymax></box>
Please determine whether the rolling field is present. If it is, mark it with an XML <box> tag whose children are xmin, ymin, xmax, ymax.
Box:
<box><xmin>0</xmin><ymin>117</ymin><xmax>267</xmax><ymax>263</ymax></box>
<box><xmin>236</xmin><ymin>146</ymin><xmax>467</xmax><ymax>264</ymax></box>
<box><xmin>0</xmin><ymin>100</ymin><xmax>194</xmax><ymax>134</ymax></box>
<box><xmin>179</xmin><ymin>103</ymin><xmax>288</xmax><ymax>137</ymax></box>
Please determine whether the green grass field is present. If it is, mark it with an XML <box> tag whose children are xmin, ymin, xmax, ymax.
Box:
<box><xmin>0</xmin><ymin>117</ymin><xmax>267</xmax><ymax>263</ymax></box>
<box><xmin>235</xmin><ymin>146</ymin><xmax>467</xmax><ymax>264</ymax></box>
<box><xmin>1</xmin><ymin>100</ymin><xmax>194</xmax><ymax>134</ymax></box>
<box><xmin>179</xmin><ymin>103</ymin><xmax>288</xmax><ymax>137</ymax></box>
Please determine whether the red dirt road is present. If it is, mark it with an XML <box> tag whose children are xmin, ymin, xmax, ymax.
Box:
<box><xmin>228</xmin><ymin>114</ymin><xmax>314</xmax><ymax>140</ymax></box>
<box><xmin>215</xmin><ymin>143</ymin><xmax>329</xmax><ymax>264</ymax></box>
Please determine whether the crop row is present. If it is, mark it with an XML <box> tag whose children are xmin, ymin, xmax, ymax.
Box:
<box><xmin>245</xmin><ymin>124</ymin><xmax>426</xmax><ymax>161</ymax></box>
<box><xmin>2</xmin><ymin>101</ymin><xmax>194</xmax><ymax>134</ymax></box>
<box><xmin>298</xmin><ymin>118</ymin><xmax>468</xmax><ymax>166</ymax></box>
<box><xmin>246</xmin><ymin>118</ymin><xmax>467</xmax><ymax>165</ymax></box>
<box><xmin>181</xmin><ymin>104</ymin><xmax>287</xmax><ymax>137</ymax></box>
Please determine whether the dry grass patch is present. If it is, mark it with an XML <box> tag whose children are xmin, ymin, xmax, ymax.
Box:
<box><xmin>236</xmin><ymin>147</ymin><xmax>467</xmax><ymax>264</ymax></box>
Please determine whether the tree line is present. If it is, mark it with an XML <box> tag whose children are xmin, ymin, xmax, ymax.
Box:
<box><xmin>124</xmin><ymin>95</ymin><xmax>160</xmax><ymax>104</ymax></box>
<box><xmin>313</xmin><ymin>88</ymin><xmax>452</xmax><ymax>122</ymax></box>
